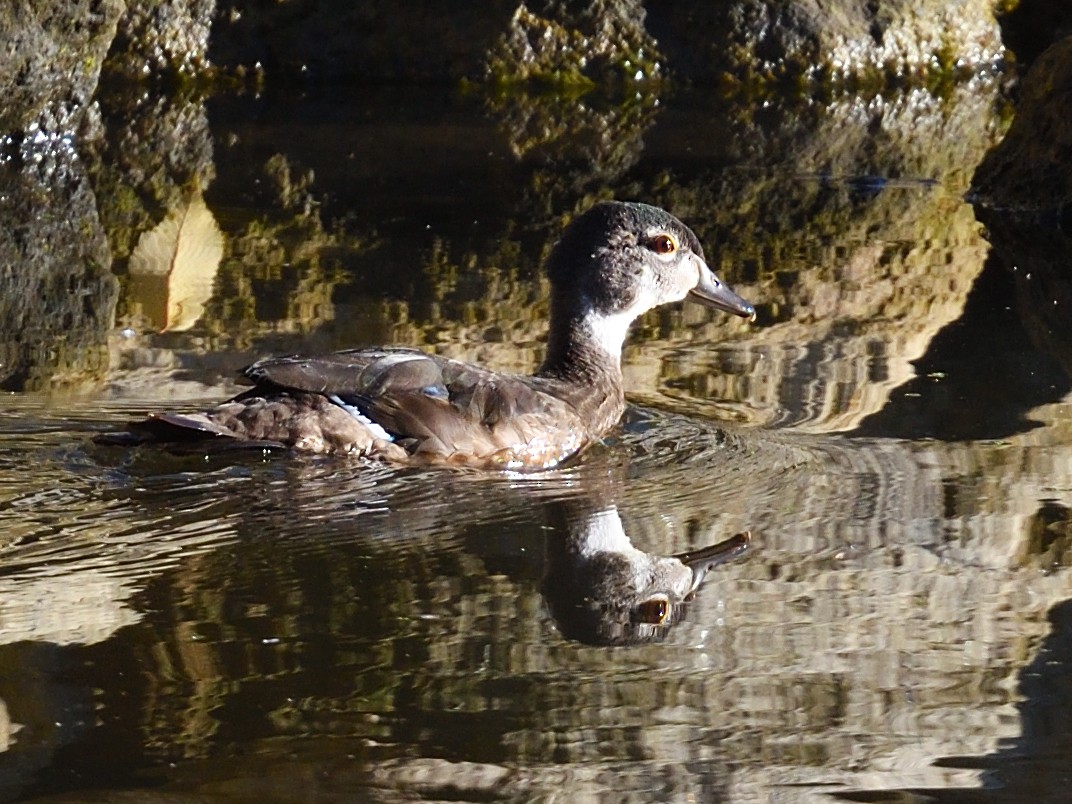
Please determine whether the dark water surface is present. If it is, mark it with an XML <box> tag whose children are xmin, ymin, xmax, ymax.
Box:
<box><xmin>2</xmin><ymin>84</ymin><xmax>1072</xmax><ymax>802</ymax></box>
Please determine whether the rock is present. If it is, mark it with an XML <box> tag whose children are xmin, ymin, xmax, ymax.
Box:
<box><xmin>0</xmin><ymin>0</ymin><xmax>216</xmax><ymax>139</ymax></box>
<box><xmin>485</xmin><ymin>0</ymin><xmax>662</xmax><ymax>86</ymax></box>
<box><xmin>106</xmin><ymin>0</ymin><xmax>217</xmax><ymax>77</ymax></box>
<box><xmin>207</xmin><ymin>0</ymin><xmax>1004</xmax><ymax>88</ymax></box>
<box><xmin>647</xmin><ymin>0</ymin><xmax>1004</xmax><ymax>87</ymax></box>
<box><xmin>0</xmin><ymin>155</ymin><xmax>118</xmax><ymax>392</ymax></box>
<box><xmin>971</xmin><ymin>34</ymin><xmax>1072</xmax><ymax>214</ymax></box>
<box><xmin>0</xmin><ymin>0</ymin><xmax>123</xmax><ymax>136</ymax></box>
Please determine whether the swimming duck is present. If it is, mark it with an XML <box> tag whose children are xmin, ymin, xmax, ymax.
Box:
<box><xmin>104</xmin><ymin>201</ymin><xmax>754</xmax><ymax>469</ymax></box>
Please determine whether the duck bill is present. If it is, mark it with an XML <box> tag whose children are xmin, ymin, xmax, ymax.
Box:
<box><xmin>689</xmin><ymin>255</ymin><xmax>756</xmax><ymax>320</ymax></box>
<box><xmin>675</xmin><ymin>531</ymin><xmax>751</xmax><ymax>593</ymax></box>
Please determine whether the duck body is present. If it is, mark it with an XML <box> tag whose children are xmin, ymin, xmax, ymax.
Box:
<box><xmin>107</xmin><ymin>202</ymin><xmax>754</xmax><ymax>470</ymax></box>
<box><xmin>136</xmin><ymin>347</ymin><xmax>624</xmax><ymax>470</ymax></box>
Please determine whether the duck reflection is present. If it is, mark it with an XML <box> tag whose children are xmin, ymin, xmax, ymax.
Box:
<box><xmin>541</xmin><ymin>496</ymin><xmax>750</xmax><ymax>646</ymax></box>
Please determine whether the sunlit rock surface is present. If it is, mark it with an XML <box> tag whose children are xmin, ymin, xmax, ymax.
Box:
<box><xmin>648</xmin><ymin>0</ymin><xmax>1004</xmax><ymax>86</ymax></box>
<box><xmin>0</xmin><ymin>0</ymin><xmax>122</xmax><ymax>136</ymax></box>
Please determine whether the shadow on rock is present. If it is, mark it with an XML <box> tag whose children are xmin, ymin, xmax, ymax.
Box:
<box><xmin>980</xmin><ymin>212</ymin><xmax>1072</xmax><ymax>381</ymax></box>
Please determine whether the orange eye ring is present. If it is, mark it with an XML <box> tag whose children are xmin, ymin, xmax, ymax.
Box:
<box><xmin>650</xmin><ymin>234</ymin><xmax>677</xmax><ymax>255</ymax></box>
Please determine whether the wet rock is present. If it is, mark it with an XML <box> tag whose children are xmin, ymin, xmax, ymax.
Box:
<box><xmin>971</xmin><ymin>34</ymin><xmax>1072</xmax><ymax>214</ymax></box>
<box><xmin>0</xmin><ymin>0</ymin><xmax>123</xmax><ymax>137</ymax></box>
<box><xmin>209</xmin><ymin>0</ymin><xmax>515</xmax><ymax>82</ymax></box>
<box><xmin>105</xmin><ymin>0</ymin><xmax>216</xmax><ymax>77</ymax></box>
<box><xmin>0</xmin><ymin>156</ymin><xmax>118</xmax><ymax>392</ymax></box>
<box><xmin>647</xmin><ymin>0</ymin><xmax>1003</xmax><ymax>87</ymax></box>
<box><xmin>485</xmin><ymin>0</ymin><xmax>662</xmax><ymax>86</ymax></box>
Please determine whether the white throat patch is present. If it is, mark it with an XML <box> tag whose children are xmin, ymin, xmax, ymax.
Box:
<box><xmin>580</xmin><ymin>507</ymin><xmax>634</xmax><ymax>556</ymax></box>
<box><xmin>583</xmin><ymin>309</ymin><xmax>636</xmax><ymax>362</ymax></box>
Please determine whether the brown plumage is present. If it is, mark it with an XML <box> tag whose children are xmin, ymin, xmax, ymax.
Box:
<box><xmin>101</xmin><ymin>202</ymin><xmax>755</xmax><ymax>470</ymax></box>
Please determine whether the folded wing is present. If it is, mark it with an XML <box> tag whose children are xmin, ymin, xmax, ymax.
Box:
<box><xmin>242</xmin><ymin>348</ymin><xmax>589</xmax><ymax>468</ymax></box>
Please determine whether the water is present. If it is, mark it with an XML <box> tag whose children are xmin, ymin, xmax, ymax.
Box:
<box><xmin>1</xmin><ymin>82</ymin><xmax>1071</xmax><ymax>801</ymax></box>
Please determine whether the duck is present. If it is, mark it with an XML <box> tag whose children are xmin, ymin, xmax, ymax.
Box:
<box><xmin>101</xmin><ymin>201</ymin><xmax>755</xmax><ymax>470</ymax></box>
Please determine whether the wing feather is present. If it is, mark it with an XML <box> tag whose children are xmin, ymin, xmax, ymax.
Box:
<box><xmin>238</xmin><ymin>347</ymin><xmax>591</xmax><ymax>466</ymax></box>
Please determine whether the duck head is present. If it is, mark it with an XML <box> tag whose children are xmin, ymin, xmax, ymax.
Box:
<box><xmin>543</xmin><ymin>201</ymin><xmax>754</xmax><ymax>368</ymax></box>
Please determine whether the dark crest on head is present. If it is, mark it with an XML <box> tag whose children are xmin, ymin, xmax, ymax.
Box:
<box><xmin>546</xmin><ymin>202</ymin><xmax>704</xmax><ymax>317</ymax></box>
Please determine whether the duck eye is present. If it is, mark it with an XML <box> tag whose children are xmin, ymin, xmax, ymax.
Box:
<box><xmin>633</xmin><ymin>598</ymin><xmax>670</xmax><ymax>625</ymax></box>
<box><xmin>650</xmin><ymin>234</ymin><xmax>677</xmax><ymax>255</ymax></box>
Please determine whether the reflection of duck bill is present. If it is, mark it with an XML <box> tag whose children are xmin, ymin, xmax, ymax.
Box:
<box><xmin>675</xmin><ymin>531</ymin><xmax>751</xmax><ymax>593</ymax></box>
<box><xmin>541</xmin><ymin>503</ymin><xmax>753</xmax><ymax>646</ymax></box>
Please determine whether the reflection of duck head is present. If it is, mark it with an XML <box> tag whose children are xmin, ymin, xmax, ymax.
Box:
<box><xmin>541</xmin><ymin>504</ymin><xmax>750</xmax><ymax>646</ymax></box>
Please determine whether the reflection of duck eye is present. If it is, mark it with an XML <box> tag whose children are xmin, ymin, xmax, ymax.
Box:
<box><xmin>650</xmin><ymin>234</ymin><xmax>677</xmax><ymax>255</ymax></box>
<box><xmin>634</xmin><ymin>598</ymin><xmax>670</xmax><ymax>624</ymax></box>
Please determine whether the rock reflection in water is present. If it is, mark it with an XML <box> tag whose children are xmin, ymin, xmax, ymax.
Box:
<box><xmin>126</xmin><ymin>189</ymin><xmax>224</xmax><ymax>333</ymax></box>
<box><xmin>982</xmin><ymin>213</ymin><xmax>1072</xmax><ymax>380</ymax></box>
<box><xmin>0</xmin><ymin>392</ymin><xmax>1070</xmax><ymax>801</ymax></box>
